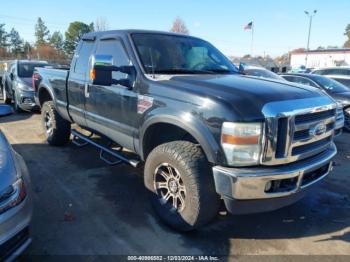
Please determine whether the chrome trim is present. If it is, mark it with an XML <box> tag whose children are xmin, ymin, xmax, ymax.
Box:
<box><xmin>292</xmin><ymin>130</ymin><xmax>333</xmax><ymax>147</ymax></box>
<box><xmin>294</xmin><ymin>116</ymin><xmax>335</xmax><ymax>132</ymax></box>
<box><xmin>261</xmin><ymin>97</ymin><xmax>337</xmax><ymax>166</ymax></box>
<box><xmin>335</xmin><ymin>106</ymin><xmax>345</xmax><ymax>130</ymax></box>
<box><xmin>213</xmin><ymin>143</ymin><xmax>336</xmax><ymax>200</ymax></box>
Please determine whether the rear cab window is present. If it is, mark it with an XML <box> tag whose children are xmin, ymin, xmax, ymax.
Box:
<box><xmin>73</xmin><ymin>41</ymin><xmax>96</xmax><ymax>76</ymax></box>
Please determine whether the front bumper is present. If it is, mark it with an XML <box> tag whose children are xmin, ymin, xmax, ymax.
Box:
<box><xmin>14</xmin><ymin>90</ymin><xmax>38</xmax><ymax>111</ymax></box>
<box><xmin>213</xmin><ymin>143</ymin><xmax>337</xmax><ymax>214</ymax></box>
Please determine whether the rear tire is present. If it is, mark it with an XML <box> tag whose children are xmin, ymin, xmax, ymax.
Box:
<box><xmin>41</xmin><ymin>101</ymin><xmax>71</xmax><ymax>146</ymax></box>
<box><xmin>144</xmin><ymin>141</ymin><xmax>220</xmax><ymax>231</ymax></box>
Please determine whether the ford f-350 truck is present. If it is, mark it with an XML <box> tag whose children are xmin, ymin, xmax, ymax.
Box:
<box><xmin>35</xmin><ymin>30</ymin><xmax>338</xmax><ymax>231</ymax></box>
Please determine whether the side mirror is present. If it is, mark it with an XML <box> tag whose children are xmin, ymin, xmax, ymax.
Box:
<box><xmin>238</xmin><ymin>62</ymin><xmax>246</xmax><ymax>74</ymax></box>
<box><xmin>90</xmin><ymin>54</ymin><xmax>136</xmax><ymax>89</ymax></box>
<box><xmin>10</xmin><ymin>73</ymin><xmax>14</xmax><ymax>81</ymax></box>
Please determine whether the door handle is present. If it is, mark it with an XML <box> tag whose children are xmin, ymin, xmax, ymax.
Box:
<box><xmin>84</xmin><ymin>83</ymin><xmax>90</xmax><ymax>98</ymax></box>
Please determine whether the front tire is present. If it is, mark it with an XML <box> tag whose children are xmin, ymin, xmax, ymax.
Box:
<box><xmin>144</xmin><ymin>141</ymin><xmax>220</xmax><ymax>231</ymax></box>
<box><xmin>41</xmin><ymin>101</ymin><xmax>71</xmax><ymax>146</ymax></box>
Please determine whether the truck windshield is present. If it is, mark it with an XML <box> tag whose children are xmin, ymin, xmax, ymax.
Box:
<box><xmin>18</xmin><ymin>63</ymin><xmax>48</xmax><ymax>78</ymax></box>
<box><xmin>132</xmin><ymin>33</ymin><xmax>238</xmax><ymax>75</ymax></box>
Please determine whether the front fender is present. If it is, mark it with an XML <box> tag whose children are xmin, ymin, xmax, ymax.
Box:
<box><xmin>139</xmin><ymin>109</ymin><xmax>222</xmax><ymax>164</ymax></box>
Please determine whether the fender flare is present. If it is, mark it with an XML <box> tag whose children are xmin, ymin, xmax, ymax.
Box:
<box><xmin>139</xmin><ymin>113</ymin><xmax>221</xmax><ymax>164</ymax></box>
<box><xmin>37</xmin><ymin>84</ymin><xmax>55</xmax><ymax>106</ymax></box>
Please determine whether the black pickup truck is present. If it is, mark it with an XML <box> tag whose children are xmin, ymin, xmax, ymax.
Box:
<box><xmin>35</xmin><ymin>30</ymin><xmax>338</xmax><ymax>231</ymax></box>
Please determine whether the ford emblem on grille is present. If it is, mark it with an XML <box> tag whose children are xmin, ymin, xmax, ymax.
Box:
<box><xmin>309</xmin><ymin>123</ymin><xmax>327</xmax><ymax>137</ymax></box>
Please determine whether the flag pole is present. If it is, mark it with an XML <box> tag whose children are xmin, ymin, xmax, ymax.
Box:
<box><xmin>251</xmin><ymin>21</ymin><xmax>254</xmax><ymax>57</ymax></box>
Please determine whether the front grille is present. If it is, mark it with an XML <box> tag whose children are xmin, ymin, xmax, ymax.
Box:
<box><xmin>293</xmin><ymin>122</ymin><xmax>334</xmax><ymax>141</ymax></box>
<box><xmin>292</xmin><ymin>136</ymin><xmax>332</xmax><ymax>156</ymax></box>
<box><xmin>295</xmin><ymin>109</ymin><xmax>336</xmax><ymax>124</ymax></box>
<box><xmin>0</xmin><ymin>227</ymin><xmax>29</xmax><ymax>261</ymax></box>
<box><xmin>263</xmin><ymin>101</ymin><xmax>337</xmax><ymax>166</ymax></box>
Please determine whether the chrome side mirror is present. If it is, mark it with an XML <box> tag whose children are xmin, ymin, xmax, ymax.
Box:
<box><xmin>90</xmin><ymin>54</ymin><xmax>136</xmax><ymax>89</ymax></box>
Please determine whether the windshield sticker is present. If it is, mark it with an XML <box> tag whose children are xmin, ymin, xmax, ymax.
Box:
<box><xmin>138</xmin><ymin>95</ymin><xmax>154</xmax><ymax>114</ymax></box>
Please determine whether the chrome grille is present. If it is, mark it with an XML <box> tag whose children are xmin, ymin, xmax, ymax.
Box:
<box><xmin>335</xmin><ymin>106</ymin><xmax>345</xmax><ymax>130</ymax></box>
<box><xmin>262</xmin><ymin>97</ymin><xmax>337</xmax><ymax>166</ymax></box>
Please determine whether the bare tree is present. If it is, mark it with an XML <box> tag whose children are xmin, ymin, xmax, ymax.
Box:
<box><xmin>170</xmin><ymin>17</ymin><xmax>189</xmax><ymax>34</ymax></box>
<box><xmin>95</xmin><ymin>17</ymin><xmax>109</xmax><ymax>32</ymax></box>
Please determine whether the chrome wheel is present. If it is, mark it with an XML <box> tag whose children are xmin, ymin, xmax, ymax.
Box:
<box><xmin>44</xmin><ymin>112</ymin><xmax>53</xmax><ymax>135</ymax></box>
<box><xmin>154</xmin><ymin>163</ymin><xmax>186</xmax><ymax>212</ymax></box>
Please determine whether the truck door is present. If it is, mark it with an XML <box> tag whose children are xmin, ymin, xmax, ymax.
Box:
<box><xmin>67</xmin><ymin>39</ymin><xmax>95</xmax><ymax>127</ymax></box>
<box><xmin>84</xmin><ymin>36</ymin><xmax>138</xmax><ymax>151</ymax></box>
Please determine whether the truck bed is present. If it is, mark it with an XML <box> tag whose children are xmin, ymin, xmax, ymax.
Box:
<box><xmin>35</xmin><ymin>67</ymin><xmax>70</xmax><ymax>115</ymax></box>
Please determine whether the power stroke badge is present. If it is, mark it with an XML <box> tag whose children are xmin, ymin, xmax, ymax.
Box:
<box><xmin>137</xmin><ymin>95</ymin><xmax>154</xmax><ymax>114</ymax></box>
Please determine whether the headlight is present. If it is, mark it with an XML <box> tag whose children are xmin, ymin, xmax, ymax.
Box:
<box><xmin>221</xmin><ymin>122</ymin><xmax>263</xmax><ymax>166</ymax></box>
<box><xmin>17</xmin><ymin>82</ymin><xmax>32</xmax><ymax>91</ymax></box>
<box><xmin>0</xmin><ymin>178</ymin><xmax>27</xmax><ymax>215</ymax></box>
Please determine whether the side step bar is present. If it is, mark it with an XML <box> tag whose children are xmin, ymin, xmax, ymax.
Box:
<box><xmin>71</xmin><ymin>129</ymin><xmax>141</xmax><ymax>168</ymax></box>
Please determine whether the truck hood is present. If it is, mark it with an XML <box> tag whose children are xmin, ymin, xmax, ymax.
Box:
<box><xmin>161</xmin><ymin>74</ymin><xmax>327</xmax><ymax>120</ymax></box>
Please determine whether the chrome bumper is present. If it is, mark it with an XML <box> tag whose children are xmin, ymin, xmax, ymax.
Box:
<box><xmin>213</xmin><ymin>143</ymin><xmax>337</xmax><ymax>201</ymax></box>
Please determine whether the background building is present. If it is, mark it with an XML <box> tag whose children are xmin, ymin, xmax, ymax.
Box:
<box><xmin>291</xmin><ymin>48</ymin><xmax>350</xmax><ymax>68</ymax></box>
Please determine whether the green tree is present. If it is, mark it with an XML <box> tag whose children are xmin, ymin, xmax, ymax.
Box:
<box><xmin>50</xmin><ymin>31</ymin><xmax>64</xmax><ymax>50</ymax></box>
<box><xmin>344</xmin><ymin>24</ymin><xmax>350</xmax><ymax>48</ymax></box>
<box><xmin>0</xmin><ymin>24</ymin><xmax>8</xmax><ymax>48</ymax></box>
<box><xmin>64</xmin><ymin>21</ymin><xmax>93</xmax><ymax>55</ymax></box>
<box><xmin>23</xmin><ymin>41</ymin><xmax>33</xmax><ymax>58</ymax></box>
<box><xmin>8</xmin><ymin>28</ymin><xmax>23</xmax><ymax>56</ymax></box>
<box><xmin>35</xmin><ymin>17</ymin><xmax>50</xmax><ymax>47</ymax></box>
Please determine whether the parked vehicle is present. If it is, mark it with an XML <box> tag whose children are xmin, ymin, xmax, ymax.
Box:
<box><xmin>312</xmin><ymin>67</ymin><xmax>350</xmax><ymax>88</ymax></box>
<box><xmin>35</xmin><ymin>30</ymin><xmax>338</xmax><ymax>231</ymax></box>
<box><xmin>0</xmin><ymin>117</ymin><xmax>32</xmax><ymax>260</ymax></box>
<box><xmin>1</xmin><ymin>61</ymin><xmax>13</xmax><ymax>105</ymax></box>
<box><xmin>240</xmin><ymin>65</ymin><xmax>287</xmax><ymax>81</ymax></box>
<box><xmin>281</xmin><ymin>73</ymin><xmax>349</xmax><ymax>131</ymax></box>
<box><xmin>2</xmin><ymin>60</ymin><xmax>48</xmax><ymax>112</ymax></box>
<box><xmin>290</xmin><ymin>65</ymin><xmax>313</xmax><ymax>74</ymax></box>
<box><xmin>0</xmin><ymin>61</ymin><xmax>11</xmax><ymax>89</ymax></box>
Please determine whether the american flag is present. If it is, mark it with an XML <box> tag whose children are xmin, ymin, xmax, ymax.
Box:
<box><xmin>244</xmin><ymin>21</ymin><xmax>253</xmax><ymax>30</ymax></box>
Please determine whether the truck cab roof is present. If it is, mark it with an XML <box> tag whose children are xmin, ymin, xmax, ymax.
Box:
<box><xmin>83</xmin><ymin>29</ymin><xmax>204</xmax><ymax>41</ymax></box>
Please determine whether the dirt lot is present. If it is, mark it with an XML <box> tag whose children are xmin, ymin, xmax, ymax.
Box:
<box><xmin>0</xmin><ymin>104</ymin><xmax>349</xmax><ymax>260</ymax></box>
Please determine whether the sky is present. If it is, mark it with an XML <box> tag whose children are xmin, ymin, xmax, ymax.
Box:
<box><xmin>1</xmin><ymin>0</ymin><xmax>349</xmax><ymax>57</ymax></box>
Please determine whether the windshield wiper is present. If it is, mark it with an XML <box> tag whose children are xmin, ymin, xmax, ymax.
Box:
<box><xmin>153</xmin><ymin>69</ymin><xmax>216</xmax><ymax>75</ymax></box>
<box><xmin>204</xmin><ymin>69</ymin><xmax>237</xmax><ymax>74</ymax></box>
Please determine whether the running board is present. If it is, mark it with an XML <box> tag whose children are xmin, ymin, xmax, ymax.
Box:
<box><xmin>71</xmin><ymin>129</ymin><xmax>141</xmax><ymax>168</ymax></box>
